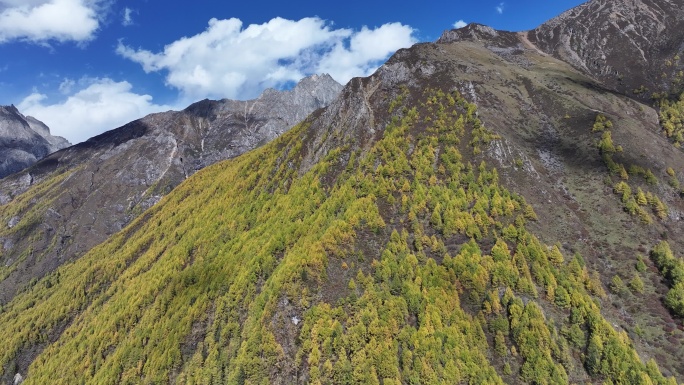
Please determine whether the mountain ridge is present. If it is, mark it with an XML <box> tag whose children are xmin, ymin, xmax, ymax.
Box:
<box><xmin>529</xmin><ymin>0</ymin><xmax>684</xmax><ymax>97</ymax></box>
<box><xmin>0</xmin><ymin>74</ymin><xmax>342</xmax><ymax>306</ymax></box>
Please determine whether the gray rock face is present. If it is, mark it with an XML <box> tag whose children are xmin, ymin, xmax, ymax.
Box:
<box><xmin>0</xmin><ymin>74</ymin><xmax>342</xmax><ymax>305</ymax></box>
<box><xmin>177</xmin><ymin>73</ymin><xmax>343</xmax><ymax>172</ymax></box>
<box><xmin>438</xmin><ymin>23</ymin><xmax>502</xmax><ymax>44</ymax></box>
<box><xmin>0</xmin><ymin>105</ymin><xmax>70</xmax><ymax>179</ymax></box>
<box><xmin>528</xmin><ymin>0</ymin><xmax>684</xmax><ymax>95</ymax></box>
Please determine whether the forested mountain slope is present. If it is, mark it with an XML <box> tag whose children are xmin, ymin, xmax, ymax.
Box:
<box><xmin>433</xmin><ymin>22</ymin><xmax>684</xmax><ymax>379</ymax></box>
<box><xmin>2</xmin><ymin>0</ymin><xmax>684</xmax><ymax>384</ymax></box>
<box><xmin>0</xmin><ymin>74</ymin><xmax>341</xmax><ymax>306</ymax></box>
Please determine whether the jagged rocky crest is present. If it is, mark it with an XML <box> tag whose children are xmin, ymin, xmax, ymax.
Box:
<box><xmin>0</xmin><ymin>105</ymin><xmax>70</xmax><ymax>179</ymax></box>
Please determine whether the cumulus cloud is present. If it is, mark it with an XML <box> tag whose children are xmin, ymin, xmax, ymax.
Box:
<box><xmin>453</xmin><ymin>20</ymin><xmax>467</xmax><ymax>29</ymax></box>
<box><xmin>496</xmin><ymin>2</ymin><xmax>505</xmax><ymax>14</ymax></box>
<box><xmin>122</xmin><ymin>7</ymin><xmax>133</xmax><ymax>26</ymax></box>
<box><xmin>117</xmin><ymin>17</ymin><xmax>416</xmax><ymax>100</ymax></box>
<box><xmin>18</xmin><ymin>78</ymin><xmax>172</xmax><ymax>144</ymax></box>
<box><xmin>315</xmin><ymin>23</ymin><xmax>418</xmax><ymax>84</ymax></box>
<box><xmin>0</xmin><ymin>0</ymin><xmax>105</xmax><ymax>43</ymax></box>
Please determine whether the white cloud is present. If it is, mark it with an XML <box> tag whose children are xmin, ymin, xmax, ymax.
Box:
<box><xmin>316</xmin><ymin>23</ymin><xmax>417</xmax><ymax>84</ymax></box>
<box><xmin>453</xmin><ymin>20</ymin><xmax>467</xmax><ymax>29</ymax></box>
<box><xmin>122</xmin><ymin>6</ymin><xmax>133</xmax><ymax>26</ymax></box>
<box><xmin>18</xmin><ymin>78</ymin><xmax>172</xmax><ymax>144</ymax></box>
<box><xmin>117</xmin><ymin>17</ymin><xmax>416</xmax><ymax>100</ymax></box>
<box><xmin>496</xmin><ymin>2</ymin><xmax>505</xmax><ymax>14</ymax></box>
<box><xmin>0</xmin><ymin>0</ymin><xmax>105</xmax><ymax>43</ymax></box>
<box><xmin>58</xmin><ymin>78</ymin><xmax>76</xmax><ymax>94</ymax></box>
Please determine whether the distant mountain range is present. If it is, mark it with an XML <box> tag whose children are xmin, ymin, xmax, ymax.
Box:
<box><xmin>0</xmin><ymin>74</ymin><xmax>341</xmax><ymax>307</ymax></box>
<box><xmin>0</xmin><ymin>105</ymin><xmax>70</xmax><ymax>179</ymax></box>
<box><xmin>2</xmin><ymin>0</ymin><xmax>684</xmax><ymax>384</ymax></box>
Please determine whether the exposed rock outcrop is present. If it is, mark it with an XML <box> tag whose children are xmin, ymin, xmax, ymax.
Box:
<box><xmin>0</xmin><ymin>105</ymin><xmax>70</xmax><ymax>179</ymax></box>
<box><xmin>529</xmin><ymin>0</ymin><xmax>684</xmax><ymax>95</ymax></box>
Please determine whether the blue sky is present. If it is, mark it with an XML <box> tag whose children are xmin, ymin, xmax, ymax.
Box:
<box><xmin>0</xmin><ymin>0</ymin><xmax>586</xmax><ymax>143</ymax></box>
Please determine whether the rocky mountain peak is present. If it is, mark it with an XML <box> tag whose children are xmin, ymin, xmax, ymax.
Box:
<box><xmin>255</xmin><ymin>74</ymin><xmax>342</xmax><ymax>114</ymax></box>
<box><xmin>529</xmin><ymin>0</ymin><xmax>684</xmax><ymax>95</ymax></box>
<box><xmin>0</xmin><ymin>104</ymin><xmax>20</xmax><ymax>118</ymax></box>
<box><xmin>293</xmin><ymin>73</ymin><xmax>339</xmax><ymax>90</ymax></box>
<box><xmin>435</xmin><ymin>0</ymin><xmax>684</xmax><ymax>98</ymax></box>
<box><xmin>0</xmin><ymin>105</ymin><xmax>70</xmax><ymax>179</ymax></box>
<box><xmin>437</xmin><ymin>23</ymin><xmax>533</xmax><ymax>53</ymax></box>
<box><xmin>437</xmin><ymin>23</ymin><xmax>500</xmax><ymax>43</ymax></box>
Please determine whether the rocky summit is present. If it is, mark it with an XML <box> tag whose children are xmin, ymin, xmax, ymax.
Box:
<box><xmin>529</xmin><ymin>0</ymin><xmax>684</xmax><ymax>96</ymax></box>
<box><xmin>0</xmin><ymin>105</ymin><xmax>70</xmax><ymax>179</ymax></box>
<box><xmin>2</xmin><ymin>0</ymin><xmax>684</xmax><ymax>384</ymax></box>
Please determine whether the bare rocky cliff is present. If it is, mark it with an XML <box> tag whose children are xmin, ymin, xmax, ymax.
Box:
<box><xmin>0</xmin><ymin>74</ymin><xmax>342</xmax><ymax>305</ymax></box>
<box><xmin>0</xmin><ymin>105</ymin><xmax>70</xmax><ymax>179</ymax></box>
<box><xmin>529</xmin><ymin>0</ymin><xmax>684</xmax><ymax>96</ymax></box>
